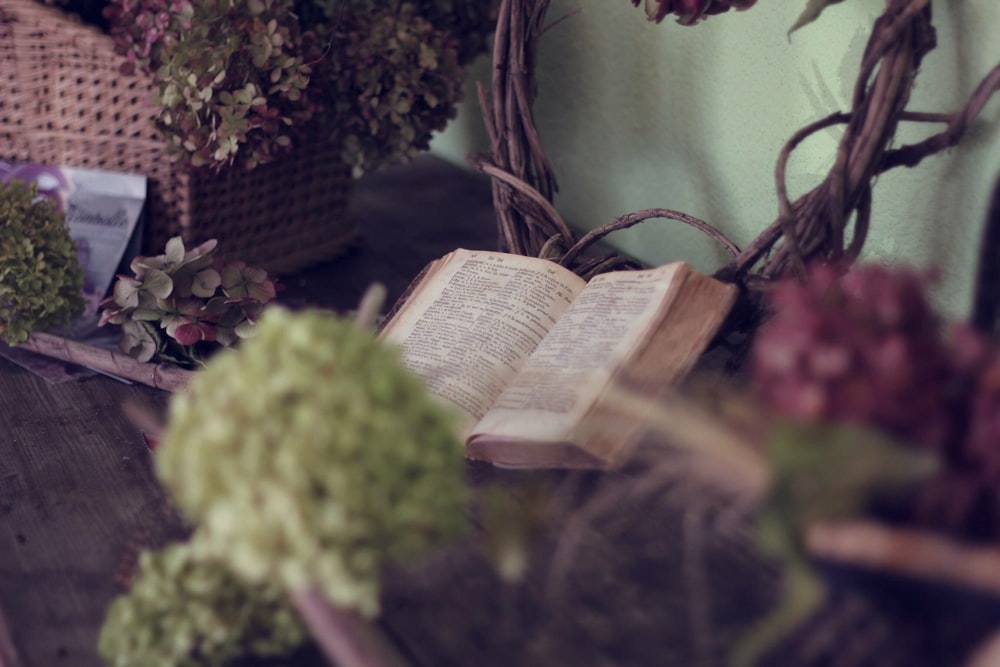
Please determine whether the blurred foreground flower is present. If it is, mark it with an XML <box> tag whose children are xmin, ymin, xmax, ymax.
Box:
<box><xmin>751</xmin><ymin>263</ymin><xmax>955</xmax><ymax>450</ymax></box>
<box><xmin>157</xmin><ymin>307</ymin><xmax>468</xmax><ymax>616</ymax></box>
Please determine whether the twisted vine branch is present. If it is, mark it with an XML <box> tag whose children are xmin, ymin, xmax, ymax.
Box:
<box><xmin>476</xmin><ymin>0</ymin><xmax>739</xmax><ymax>280</ymax></box>
<box><xmin>475</xmin><ymin>0</ymin><xmax>567</xmax><ymax>258</ymax></box>
<box><xmin>720</xmin><ymin>0</ymin><xmax>1000</xmax><ymax>288</ymax></box>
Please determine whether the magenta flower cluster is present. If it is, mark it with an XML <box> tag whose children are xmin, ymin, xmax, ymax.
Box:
<box><xmin>631</xmin><ymin>0</ymin><xmax>758</xmax><ymax>26</ymax></box>
<box><xmin>752</xmin><ymin>262</ymin><xmax>1000</xmax><ymax>538</ymax></box>
<box><xmin>102</xmin><ymin>0</ymin><xmax>193</xmax><ymax>75</ymax></box>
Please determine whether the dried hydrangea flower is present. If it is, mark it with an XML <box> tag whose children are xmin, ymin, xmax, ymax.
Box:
<box><xmin>156</xmin><ymin>307</ymin><xmax>468</xmax><ymax>616</ymax></box>
<box><xmin>751</xmin><ymin>262</ymin><xmax>955</xmax><ymax>450</ymax></box>
<box><xmin>99</xmin><ymin>537</ymin><xmax>306</xmax><ymax>667</ymax></box>
<box><xmin>99</xmin><ymin>236</ymin><xmax>278</xmax><ymax>366</ymax></box>
<box><xmin>0</xmin><ymin>181</ymin><xmax>84</xmax><ymax>345</ymax></box>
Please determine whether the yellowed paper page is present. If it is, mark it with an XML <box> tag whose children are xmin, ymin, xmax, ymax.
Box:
<box><xmin>472</xmin><ymin>263</ymin><xmax>683</xmax><ymax>443</ymax></box>
<box><xmin>380</xmin><ymin>249</ymin><xmax>586</xmax><ymax>434</ymax></box>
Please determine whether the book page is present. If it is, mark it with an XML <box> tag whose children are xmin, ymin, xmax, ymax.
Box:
<box><xmin>380</xmin><ymin>249</ymin><xmax>586</xmax><ymax>434</ymax></box>
<box><xmin>471</xmin><ymin>263</ymin><xmax>683</xmax><ymax>444</ymax></box>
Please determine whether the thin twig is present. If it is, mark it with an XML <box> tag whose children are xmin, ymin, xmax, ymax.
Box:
<box><xmin>472</xmin><ymin>159</ymin><xmax>574</xmax><ymax>247</ymax></box>
<box><xmin>560</xmin><ymin>208</ymin><xmax>740</xmax><ymax>269</ymax></box>
<box><xmin>538</xmin><ymin>234</ymin><xmax>566</xmax><ymax>260</ymax></box>
<box><xmin>541</xmin><ymin>7</ymin><xmax>583</xmax><ymax>35</ymax></box>
<box><xmin>574</xmin><ymin>254</ymin><xmax>642</xmax><ymax>281</ymax></box>
<box><xmin>806</xmin><ymin>520</ymin><xmax>1000</xmax><ymax>599</ymax></box>
<box><xmin>967</xmin><ymin>630</ymin><xmax>1000</xmax><ymax>667</ymax></box>
<box><xmin>880</xmin><ymin>62</ymin><xmax>1000</xmax><ymax>172</ymax></box>
<box><xmin>354</xmin><ymin>283</ymin><xmax>387</xmax><ymax>333</ymax></box>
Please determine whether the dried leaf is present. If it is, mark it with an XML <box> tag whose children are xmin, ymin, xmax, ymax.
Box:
<box><xmin>788</xmin><ymin>0</ymin><xmax>845</xmax><ymax>39</ymax></box>
<box><xmin>120</xmin><ymin>321</ymin><xmax>159</xmax><ymax>363</ymax></box>
<box><xmin>164</xmin><ymin>236</ymin><xmax>186</xmax><ymax>264</ymax></box>
<box><xmin>114</xmin><ymin>277</ymin><xmax>141</xmax><ymax>309</ymax></box>
<box><xmin>192</xmin><ymin>268</ymin><xmax>222</xmax><ymax>298</ymax></box>
<box><xmin>143</xmin><ymin>269</ymin><xmax>175</xmax><ymax>300</ymax></box>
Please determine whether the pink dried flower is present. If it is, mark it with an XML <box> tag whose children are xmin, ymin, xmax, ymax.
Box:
<box><xmin>751</xmin><ymin>262</ymin><xmax>955</xmax><ymax>450</ymax></box>
<box><xmin>99</xmin><ymin>237</ymin><xmax>278</xmax><ymax>367</ymax></box>
<box><xmin>631</xmin><ymin>0</ymin><xmax>757</xmax><ymax>25</ymax></box>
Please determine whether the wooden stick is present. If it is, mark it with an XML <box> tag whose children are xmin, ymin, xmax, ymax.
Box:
<box><xmin>806</xmin><ymin>520</ymin><xmax>1000</xmax><ymax>599</ymax></box>
<box><xmin>292</xmin><ymin>588</ymin><xmax>410</xmax><ymax>667</ymax></box>
<box><xmin>18</xmin><ymin>332</ymin><xmax>194</xmax><ymax>392</ymax></box>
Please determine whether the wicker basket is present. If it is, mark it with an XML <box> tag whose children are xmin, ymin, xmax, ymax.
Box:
<box><xmin>0</xmin><ymin>0</ymin><xmax>357</xmax><ymax>274</ymax></box>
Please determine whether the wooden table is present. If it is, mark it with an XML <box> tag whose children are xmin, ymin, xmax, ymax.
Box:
<box><xmin>0</xmin><ymin>156</ymin><xmax>499</xmax><ymax>667</ymax></box>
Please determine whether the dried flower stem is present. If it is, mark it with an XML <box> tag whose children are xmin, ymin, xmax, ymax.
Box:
<box><xmin>354</xmin><ymin>283</ymin><xmax>388</xmax><ymax>333</ymax></box>
<box><xmin>805</xmin><ymin>520</ymin><xmax>1000</xmax><ymax>599</ymax></box>
<box><xmin>292</xmin><ymin>588</ymin><xmax>410</xmax><ymax>667</ymax></box>
<box><xmin>968</xmin><ymin>631</ymin><xmax>1000</xmax><ymax>667</ymax></box>
<box><xmin>598</xmin><ymin>386</ymin><xmax>772</xmax><ymax>499</ymax></box>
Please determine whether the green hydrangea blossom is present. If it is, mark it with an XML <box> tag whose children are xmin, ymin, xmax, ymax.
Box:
<box><xmin>99</xmin><ymin>537</ymin><xmax>306</xmax><ymax>667</ymax></box>
<box><xmin>0</xmin><ymin>181</ymin><xmax>84</xmax><ymax>345</ymax></box>
<box><xmin>156</xmin><ymin>307</ymin><xmax>467</xmax><ymax>616</ymax></box>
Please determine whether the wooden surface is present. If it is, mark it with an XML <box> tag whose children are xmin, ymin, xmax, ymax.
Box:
<box><xmin>0</xmin><ymin>156</ymin><xmax>499</xmax><ymax>667</ymax></box>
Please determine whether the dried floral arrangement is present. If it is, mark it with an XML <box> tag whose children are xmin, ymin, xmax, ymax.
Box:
<box><xmin>92</xmin><ymin>0</ymin><xmax>499</xmax><ymax>172</ymax></box>
<box><xmin>99</xmin><ymin>236</ymin><xmax>279</xmax><ymax>368</ymax></box>
<box><xmin>100</xmin><ymin>305</ymin><xmax>469</xmax><ymax>667</ymax></box>
<box><xmin>53</xmin><ymin>2</ymin><xmax>1000</xmax><ymax>666</ymax></box>
<box><xmin>0</xmin><ymin>181</ymin><xmax>84</xmax><ymax>346</ymax></box>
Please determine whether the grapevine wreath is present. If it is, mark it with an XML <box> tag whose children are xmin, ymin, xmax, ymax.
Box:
<box><xmin>373</xmin><ymin>2</ymin><xmax>1000</xmax><ymax>667</ymax></box>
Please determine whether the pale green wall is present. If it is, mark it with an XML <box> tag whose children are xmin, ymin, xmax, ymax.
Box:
<box><xmin>432</xmin><ymin>1</ymin><xmax>1000</xmax><ymax>317</ymax></box>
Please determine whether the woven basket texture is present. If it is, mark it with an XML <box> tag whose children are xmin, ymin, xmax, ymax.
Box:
<box><xmin>0</xmin><ymin>0</ymin><xmax>356</xmax><ymax>274</ymax></box>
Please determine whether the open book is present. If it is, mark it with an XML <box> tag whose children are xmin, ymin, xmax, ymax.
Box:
<box><xmin>379</xmin><ymin>249</ymin><xmax>738</xmax><ymax>469</ymax></box>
